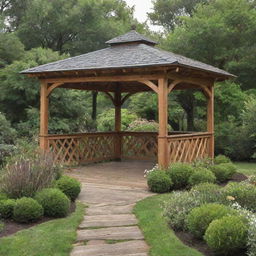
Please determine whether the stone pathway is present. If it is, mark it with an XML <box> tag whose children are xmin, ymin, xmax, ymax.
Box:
<box><xmin>69</xmin><ymin>161</ymin><xmax>154</xmax><ymax>256</ymax></box>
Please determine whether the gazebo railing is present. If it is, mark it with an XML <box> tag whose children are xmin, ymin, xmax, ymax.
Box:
<box><xmin>44</xmin><ymin>131</ymin><xmax>213</xmax><ymax>165</ymax></box>
<box><xmin>167</xmin><ymin>132</ymin><xmax>213</xmax><ymax>163</ymax></box>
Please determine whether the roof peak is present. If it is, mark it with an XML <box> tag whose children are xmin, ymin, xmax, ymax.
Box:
<box><xmin>106</xmin><ymin>30</ymin><xmax>158</xmax><ymax>46</ymax></box>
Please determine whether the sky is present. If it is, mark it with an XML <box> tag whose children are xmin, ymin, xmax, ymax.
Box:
<box><xmin>124</xmin><ymin>0</ymin><xmax>163</xmax><ymax>32</ymax></box>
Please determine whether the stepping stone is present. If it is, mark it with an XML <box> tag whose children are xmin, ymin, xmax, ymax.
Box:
<box><xmin>77</xmin><ymin>226</ymin><xmax>144</xmax><ymax>241</ymax></box>
<box><xmin>79</xmin><ymin>214</ymin><xmax>138</xmax><ymax>228</ymax></box>
<box><xmin>87</xmin><ymin>204</ymin><xmax>135</xmax><ymax>215</ymax></box>
<box><xmin>71</xmin><ymin>240</ymin><xmax>148</xmax><ymax>256</ymax></box>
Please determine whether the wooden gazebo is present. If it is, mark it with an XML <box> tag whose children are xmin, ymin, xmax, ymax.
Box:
<box><xmin>22</xmin><ymin>30</ymin><xmax>233</xmax><ymax>168</ymax></box>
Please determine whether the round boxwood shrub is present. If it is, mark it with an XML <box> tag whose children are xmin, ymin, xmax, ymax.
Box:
<box><xmin>192</xmin><ymin>182</ymin><xmax>220</xmax><ymax>193</ymax></box>
<box><xmin>210</xmin><ymin>163</ymin><xmax>236</xmax><ymax>183</ymax></box>
<box><xmin>35</xmin><ymin>188</ymin><xmax>70</xmax><ymax>217</ymax></box>
<box><xmin>204</xmin><ymin>215</ymin><xmax>248</xmax><ymax>254</ymax></box>
<box><xmin>13</xmin><ymin>197</ymin><xmax>43</xmax><ymax>223</ymax></box>
<box><xmin>0</xmin><ymin>199</ymin><xmax>16</xmax><ymax>219</ymax></box>
<box><xmin>223</xmin><ymin>182</ymin><xmax>256</xmax><ymax>211</ymax></box>
<box><xmin>188</xmin><ymin>168</ymin><xmax>216</xmax><ymax>186</ymax></box>
<box><xmin>186</xmin><ymin>203</ymin><xmax>233</xmax><ymax>238</ymax></box>
<box><xmin>55</xmin><ymin>175</ymin><xmax>81</xmax><ymax>201</ymax></box>
<box><xmin>147</xmin><ymin>171</ymin><xmax>173</xmax><ymax>193</ymax></box>
<box><xmin>167</xmin><ymin>163</ymin><xmax>194</xmax><ymax>189</ymax></box>
<box><xmin>214</xmin><ymin>155</ymin><xmax>231</xmax><ymax>165</ymax></box>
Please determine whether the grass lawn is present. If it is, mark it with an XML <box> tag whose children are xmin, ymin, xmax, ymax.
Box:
<box><xmin>134</xmin><ymin>194</ymin><xmax>203</xmax><ymax>256</ymax></box>
<box><xmin>235</xmin><ymin>162</ymin><xmax>256</xmax><ymax>176</ymax></box>
<box><xmin>0</xmin><ymin>202</ymin><xmax>85</xmax><ymax>256</ymax></box>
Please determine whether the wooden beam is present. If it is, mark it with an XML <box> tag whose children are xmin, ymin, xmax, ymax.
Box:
<box><xmin>207</xmin><ymin>85</ymin><xmax>214</xmax><ymax>159</ymax></box>
<box><xmin>168</xmin><ymin>73</ymin><xmax>213</xmax><ymax>87</ymax></box>
<box><xmin>158</xmin><ymin>78</ymin><xmax>169</xmax><ymax>168</ymax></box>
<box><xmin>103</xmin><ymin>92</ymin><xmax>115</xmax><ymax>105</ymax></box>
<box><xmin>42</xmin><ymin>74</ymin><xmax>163</xmax><ymax>84</ymax></box>
<box><xmin>121</xmin><ymin>92</ymin><xmax>137</xmax><ymax>105</ymax></box>
<box><xmin>138</xmin><ymin>80</ymin><xmax>158</xmax><ymax>93</ymax></box>
<box><xmin>168</xmin><ymin>79</ymin><xmax>182</xmax><ymax>93</ymax></box>
<box><xmin>40</xmin><ymin>81</ymin><xmax>49</xmax><ymax>151</ymax></box>
<box><xmin>47</xmin><ymin>82</ymin><xmax>64</xmax><ymax>96</ymax></box>
<box><xmin>114</xmin><ymin>89</ymin><xmax>122</xmax><ymax>160</ymax></box>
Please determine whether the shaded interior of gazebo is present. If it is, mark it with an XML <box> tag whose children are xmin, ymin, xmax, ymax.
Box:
<box><xmin>22</xmin><ymin>30</ymin><xmax>233</xmax><ymax>168</ymax></box>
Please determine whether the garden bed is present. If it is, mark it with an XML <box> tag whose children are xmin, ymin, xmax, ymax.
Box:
<box><xmin>0</xmin><ymin>202</ymin><xmax>76</xmax><ymax>238</ymax></box>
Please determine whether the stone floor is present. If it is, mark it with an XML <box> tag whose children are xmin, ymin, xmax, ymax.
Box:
<box><xmin>68</xmin><ymin>160</ymin><xmax>155</xmax><ymax>256</ymax></box>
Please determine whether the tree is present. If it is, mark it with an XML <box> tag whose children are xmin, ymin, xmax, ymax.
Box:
<box><xmin>14</xmin><ymin>0</ymin><xmax>135</xmax><ymax>54</ymax></box>
<box><xmin>0</xmin><ymin>47</ymin><xmax>93</xmax><ymax>135</ymax></box>
<box><xmin>0</xmin><ymin>32</ymin><xmax>24</xmax><ymax>67</ymax></box>
<box><xmin>149</xmin><ymin>0</ymin><xmax>209</xmax><ymax>30</ymax></box>
<box><xmin>163</xmin><ymin>0</ymin><xmax>256</xmax><ymax>90</ymax></box>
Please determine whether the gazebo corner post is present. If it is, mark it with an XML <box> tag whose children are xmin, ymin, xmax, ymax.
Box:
<box><xmin>158</xmin><ymin>77</ymin><xmax>169</xmax><ymax>169</ymax></box>
<box><xmin>39</xmin><ymin>81</ymin><xmax>49</xmax><ymax>151</ymax></box>
<box><xmin>207</xmin><ymin>85</ymin><xmax>214</xmax><ymax>159</ymax></box>
<box><xmin>114</xmin><ymin>89</ymin><xmax>122</xmax><ymax>161</ymax></box>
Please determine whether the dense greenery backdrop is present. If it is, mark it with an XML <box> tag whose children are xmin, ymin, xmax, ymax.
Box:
<box><xmin>0</xmin><ymin>0</ymin><xmax>255</xmax><ymax>160</ymax></box>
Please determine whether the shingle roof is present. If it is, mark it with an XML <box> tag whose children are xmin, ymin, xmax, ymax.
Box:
<box><xmin>106</xmin><ymin>30</ymin><xmax>157</xmax><ymax>45</ymax></box>
<box><xmin>21</xmin><ymin>31</ymin><xmax>234</xmax><ymax>78</ymax></box>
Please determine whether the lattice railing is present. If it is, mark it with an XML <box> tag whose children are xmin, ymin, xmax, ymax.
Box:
<box><xmin>121</xmin><ymin>132</ymin><xmax>158</xmax><ymax>160</ymax></box>
<box><xmin>47</xmin><ymin>132</ymin><xmax>117</xmax><ymax>165</ymax></box>
<box><xmin>167</xmin><ymin>132</ymin><xmax>212</xmax><ymax>163</ymax></box>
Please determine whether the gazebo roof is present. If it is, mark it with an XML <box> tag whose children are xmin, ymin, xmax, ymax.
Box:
<box><xmin>21</xmin><ymin>30</ymin><xmax>234</xmax><ymax>79</ymax></box>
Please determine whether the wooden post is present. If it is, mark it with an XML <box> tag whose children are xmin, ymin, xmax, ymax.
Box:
<box><xmin>114</xmin><ymin>89</ymin><xmax>122</xmax><ymax>160</ymax></box>
<box><xmin>207</xmin><ymin>85</ymin><xmax>214</xmax><ymax>159</ymax></box>
<box><xmin>39</xmin><ymin>81</ymin><xmax>49</xmax><ymax>151</ymax></box>
<box><xmin>158</xmin><ymin>78</ymin><xmax>169</xmax><ymax>168</ymax></box>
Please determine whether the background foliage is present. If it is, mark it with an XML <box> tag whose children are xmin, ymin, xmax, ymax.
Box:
<box><xmin>0</xmin><ymin>0</ymin><xmax>255</xmax><ymax>160</ymax></box>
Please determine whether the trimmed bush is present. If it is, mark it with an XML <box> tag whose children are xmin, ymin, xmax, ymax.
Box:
<box><xmin>191</xmin><ymin>183</ymin><xmax>225</xmax><ymax>203</ymax></box>
<box><xmin>223</xmin><ymin>182</ymin><xmax>256</xmax><ymax>211</ymax></box>
<box><xmin>167</xmin><ymin>163</ymin><xmax>194</xmax><ymax>189</ymax></box>
<box><xmin>13</xmin><ymin>197</ymin><xmax>43</xmax><ymax>223</ymax></box>
<box><xmin>186</xmin><ymin>203</ymin><xmax>233</xmax><ymax>238</ymax></box>
<box><xmin>188</xmin><ymin>168</ymin><xmax>216</xmax><ymax>186</ymax></box>
<box><xmin>35</xmin><ymin>188</ymin><xmax>70</xmax><ymax>217</ymax></box>
<box><xmin>55</xmin><ymin>175</ymin><xmax>81</xmax><ymax>201</ymax></box>
<box><xmin>204</xmin><ymin>215</ymin><xmax>248</xmax><ymax>254</ymax></box>
<box><xmin>0</xmin><ymin>199</ymin><xmax>16</xmax><ymax>219</ymax></box>
<box><xmin>210</xmin><ymin>163</ymin><xmax>236</xmax><ymax>183</ymax></box>
<box><xmin>214</xmin><ymin>155</ymin><xmax>231</xmax><ymax>164</ymax></box>
<box><xmin>147</xmin><ymin>171</ymin><xmax>173</xmax><ymax>193</ymax></box>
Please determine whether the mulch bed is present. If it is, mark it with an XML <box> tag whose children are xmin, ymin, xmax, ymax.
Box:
<box><xmin>0</xmin><ymin>202</ymin><xmax>76</xmax><ymax>238</ymax></box>
<box><xmin>175</xmin><ymin>230</ymin><xmax>246</xmax><ymax>256</ymax></box>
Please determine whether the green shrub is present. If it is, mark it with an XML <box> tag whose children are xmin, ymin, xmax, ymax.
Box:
<box><xmin>0</xmin><ymin>193</ymin><xmax>8</xmax><ymax>201</ymax></box>
<box><xmin>210</xmin><ymin>163</ymin><xmax>236</xmax><ymax>183</ymax></box>
<box><xmin>186</xmin><ymin>203</ymin><xmax>233</xmax><ymax>238</ymax></box>
<box><xmin>0</xmin><ymin>199</ymin><xmax>16</xmax><ymax>219</ymax></box>
<box><xmin>55</xmin><ymin>175</ymin><xmax>81</xmax><ymax>201</ymax></box>
<box><xmin>0</xmin><ymin>221</ymin><xmax>4</xmax><ymax>233</ymax></box>
<box><xmin>188</xmin><ymin>168</ymin><xmax>216</xmax><ymax>186</ymax></box>
<box><xmin>163</xmin><ymin>191</ymin><xmax>201</xmax><ymax>230</ymax></box>
<box><xmin>191</xmin><ymin>183</ymin><xmax>225</xmax><ymax>204</ymax></box>
<box><xmin>13</xmin><ymin>197</ymin><xmax>43</xmax><ymax>223</ymax></box>
<box><xmin>35</xmin><ymin>188</ymin><xmax>70</xmax><ymax>217</ymax></box>
<box><xmin>167</xmin><ymin>163</ymin><xmax>194</xmax><ymax>189</ymax></box>
<box><xmin>214</xmin><ymin>155</ymin><xmax>231</xmax><ymax>164</ymax></box>
<box><xmin>204</xmin><ymin>215</ymin><xmax>248</xmax><ymax>254</ymax></box>
<box><xmin>147</xmin><ymin>171</ymin><xmax>172</xmax><ymax>193</ymax></box>
<box><xmin>223</xmin><ymin>182</ymin><xmax>256</xmax><ymax>211</ymax></box>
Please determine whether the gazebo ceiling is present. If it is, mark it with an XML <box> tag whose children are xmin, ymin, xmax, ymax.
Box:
<box><xmin>21</xmin><ymin>30</ymin><xmax>234</xmax><ymax>82</ymax></box>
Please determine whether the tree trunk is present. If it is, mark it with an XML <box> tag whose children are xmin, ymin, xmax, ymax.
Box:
<box><xmin>91</xmin><ymin>91</ymin><xmax>98</xmax><ymax>120</ymax></box>
<box><xmin>185</xmin><ymin>105</ymin><xmax>195</xmax><ymax>131</ymax></box>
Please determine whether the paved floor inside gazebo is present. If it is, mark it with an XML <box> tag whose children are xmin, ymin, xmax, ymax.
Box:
<box><xmin>67</xmin><ymin>161</ymin><xmax>155</xmax><ymax>256</ymax></box>
<box><xmin>68</xmin><ymin>160</ymin><xmax>155</xmax><ymax>189</ymax></box>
